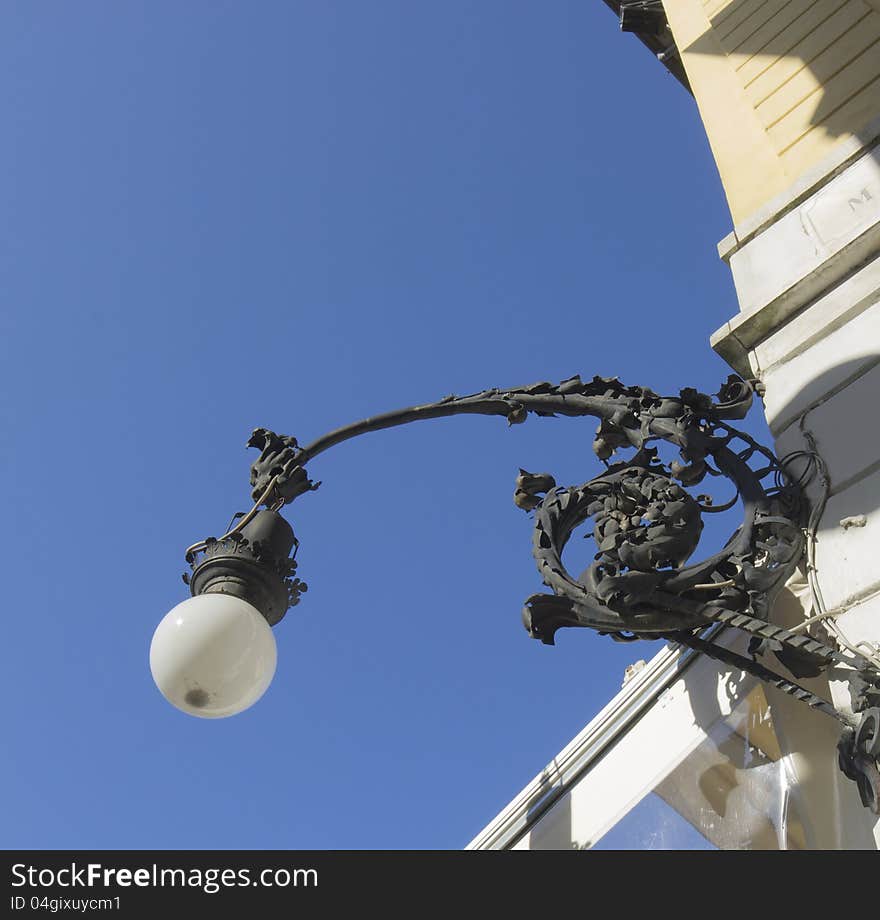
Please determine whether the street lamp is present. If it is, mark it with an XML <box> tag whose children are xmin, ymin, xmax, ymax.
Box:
<box><xmin>150</xmin><ymin>373</ymin><xmax>880</xmax><ymax>811</ymax></box>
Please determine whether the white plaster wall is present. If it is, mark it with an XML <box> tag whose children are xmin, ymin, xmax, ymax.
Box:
<box><xmin>712</xmin><ymin>136</ymin><xmax>880</xmax><ymax>847</ymax></box>
<box><xmin>746</xmin><ymin>263</ymin><xmax>880</xmax><ymax>655</ymax></box>
<box><xmin>757</xmin><ymin>296</ymin><xmax>880</xmax><ymax>434</ymax></box>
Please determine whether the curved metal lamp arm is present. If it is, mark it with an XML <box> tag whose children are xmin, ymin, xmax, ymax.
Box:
<box><xmin>247</xmin><ymin>373</ymin><xmax>759</xmax><ymax>502</ymax></box>
<box><xmin>244</xmin><ymin>373</ymin><xmax>805</xmax><ymax>637</ymax></box>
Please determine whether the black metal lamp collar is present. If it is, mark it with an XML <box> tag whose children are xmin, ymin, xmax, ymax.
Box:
<box><xmin>149</xmin><ymin>374</ymin><xmax>880</xmax><ymax>813</ymax></box>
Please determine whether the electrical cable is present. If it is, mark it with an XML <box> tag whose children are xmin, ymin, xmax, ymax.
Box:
<box><xmin>779</xmin><ymin>419</ymin><xmax>880</xmax><ymax>673</ymax></box>
<box><xmin>184</xmin><ymin>474</ymin><xmax>280</xmax><ymax>559</ymax></box>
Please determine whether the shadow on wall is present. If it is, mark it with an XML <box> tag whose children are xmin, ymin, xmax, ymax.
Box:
<box><xmin>683</xmin><ymin>0</ymin><xmax>880</xmax><ymax>158</ymax></box>
<box><xmin>765</xmin><ymin>352</ymin><xmax>880</xmax><ymax>436</ymax></box>
<box><xmin>524</xmin><ymin>770</ymin><xmax>575</xmax><ymax>849</ymax></box>
<box><xmin>766</xmin><ymin>352</ymin><xmax>880</xmax><ymax>514</ymax></box>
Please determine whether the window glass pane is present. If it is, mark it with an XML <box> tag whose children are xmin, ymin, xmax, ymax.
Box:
<box><xmin>591</xmin><ymin>686</ymin><xmax>806</xmax><ymax>850</ymax></box>
<box><xmin>592</xmin><ymin>792</ymin><xmax>717</xmax><ymax>849</ymax></box>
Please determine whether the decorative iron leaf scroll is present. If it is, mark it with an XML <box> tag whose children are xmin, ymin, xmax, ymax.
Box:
<box><xmin>247</xmin><ymin>374</ymin><xmax>804</xmax><ymax>641</ymax></box>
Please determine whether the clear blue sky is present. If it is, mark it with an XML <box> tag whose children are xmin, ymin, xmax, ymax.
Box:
<box><xmin>1</xmin><ymin>1</ymin><xmax>755</xmax><ymax>849</ymax></box>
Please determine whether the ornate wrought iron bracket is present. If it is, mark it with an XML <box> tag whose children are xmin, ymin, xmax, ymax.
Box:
<box><xmin>185</xmin><ymin>373</ymin><xmax>880</xmax><ymax>813</ymax></box>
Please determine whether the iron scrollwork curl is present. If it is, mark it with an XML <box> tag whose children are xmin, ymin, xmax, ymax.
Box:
<box><xmin>520</xmin><ymin>377</ymin><xmax>805</xmax><ymax>646</ymax></box>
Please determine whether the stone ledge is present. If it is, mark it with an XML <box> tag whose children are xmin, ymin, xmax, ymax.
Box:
<box><xmin>712</xmin><ymin>147</ymin><xmax>880</xmax><ymax>374</ymax></box>
<box><xmin>717</xmin><ymin>114</ymin><xmax>880</xmax><ymax>261</ymax></box>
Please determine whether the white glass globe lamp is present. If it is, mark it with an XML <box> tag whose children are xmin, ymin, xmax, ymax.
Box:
<box><xmin>150</xmin><ymin>592</ymin><xmax>277</xmax><ymax>719</ymax></box>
